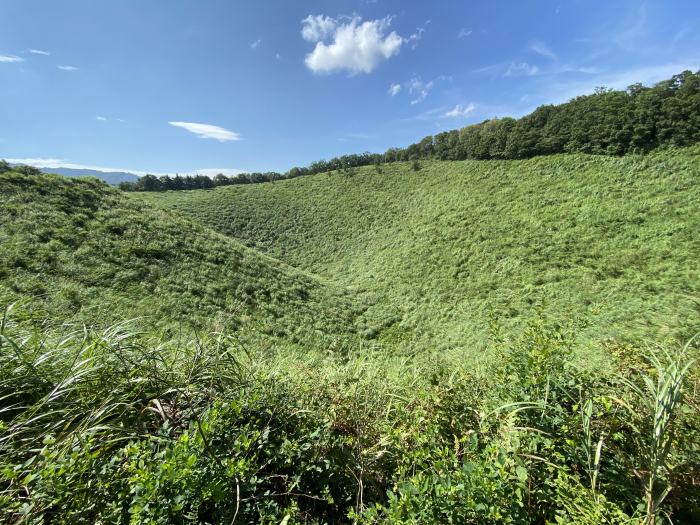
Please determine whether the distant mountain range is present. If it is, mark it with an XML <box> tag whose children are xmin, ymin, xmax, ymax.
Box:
<box><xmin>38</xmin><ymin>167</ymin><xmax>140</xmax><ymax>185</ymax></box>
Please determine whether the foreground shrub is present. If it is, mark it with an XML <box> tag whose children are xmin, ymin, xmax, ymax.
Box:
<box><xmin>1</xmin><ymin>309</ymin><xmax>697</xmax><ymax>523</ymax></box>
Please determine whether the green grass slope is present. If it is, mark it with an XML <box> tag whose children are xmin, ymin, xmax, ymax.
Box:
<box><xmin>0</xmin><ymin>171</ymin><xmax>367</xmax><ymax>349</ymax></box>
<box><xmin>137</xmin><ymin>146</ymin><xmax>700</xmax><ymax>351</ymax></box>
<box><xmin>2</xmin><ymin>154</ymin><xmax>699</xmax><ymax>524</ymax></box>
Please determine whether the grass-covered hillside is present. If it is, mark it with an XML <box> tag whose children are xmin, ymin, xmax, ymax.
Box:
<box><xmin>137</xmin><ymin>146</ymin><xmax>700</xmax><ymax>351</ymax></box>
<box><xmin>0</xmin><ymin>171</ymin><xmax>367</xmax><ymax>350</ymax></box>
<box><xmin>1</xmin><ymin>153</ymin><xmax>699</xmax><ymax>523</ymax></box>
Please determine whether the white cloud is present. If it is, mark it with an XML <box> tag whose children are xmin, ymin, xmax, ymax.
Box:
<box><xmin>57</xmin><ymin>65</ymin><xmax>78</xmax><ymax>71</ymax></box>
<box><xmin>575</xmin><ymin>66</ymin><xmax>602</xmax><ymax>74</ymax></box>
<box><xmin>275</xmin><ymin>53</ymin><xmax>282</xmax><ymax>60</ymax></box>
<box><xmin>302</xmin><ymin>15</ymin><xmax>403</xmax><ymax>74</ymax></box>
<box><xmin>301</xmin><ymin>15</ymin><xmax>338</xmax><ymax>42</ymax></box>
<box><xmin>29</xmin><ymin>49</ymin><xmax>50</xmax><ymax>55</ymax></box>
<box><xmin>4</xmin><ymin>157</ymin><xmax>245</xmax><ymax>178</ymax></box>
<box><xmin>250</xmin><ymin>39</ymin><xmax>262</xmax><ymax>49</ymax></box>
<box><xmin>408</xmin><ymin>76</ymin><xmax>434</xmax><ymax>104</ymax></box>
<box><xmin>442</xmin><ymin>103</ymin><xmax>476</xmax><ymax>118</ymax></box>
<box><xmin>474</xmin><ymin>60</ymin><xmax>544</xmax><ymax>79</ymax></box>
<box><xmin>473</xmin><ymin>63</ymin><xmax>503</xmax><ymax>75</ymax></box>
<box><xmin>391</xmin><ymin>75</ymin><xmax>450</xmax><ymax>104</ymax></box>
<box><xmin>96</xmin><ymin>116</ymin><xmax>107</xmax><ymax>121</ymax></box>
<box><xmin>530</xmin><ymin>41</ymin><xmax>556</xmax><ymax>60</ymax></box>
<box><xmin>6</xmin><ymin>158</ymin><xmax>64</xmax><ymax>167</ymax></box>
<box><xmin>545</xmin><ymin>62</ymin><xmax>700</xmax><ymax>104</ymax></box>
<box><xmin>407</xmin><ymin>20</ymin><xmax>430</xmax><ymax>49</ymax></box>
<box><xmin>168</xmin><ymin>121</ymin><xmax>241</xmax><ymax>142</ymax></box>
<box><xmin>458</xmin><ymin>28</ymin><xmax>472</xmax><ymax>39</ymax></box>
<box><xmin>5</xmin><ymin>158</ymin><xmax>167</xmax><ymax>177</ymax></box>
<box><xmin>0</xmin><ymin>55</ymin><xmax>24</xmax><ymax>63</ymax></box>
<box><xmin>505</xmin><ymin>61</ymin><xmax>539</xmax><ymax>77</ymax></box>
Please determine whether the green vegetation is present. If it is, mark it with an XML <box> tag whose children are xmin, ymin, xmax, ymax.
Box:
<box><xmin>0</xmin><ymin>171</ymin><xmax>366</xmax><ymax>351</ymax></box>
<box><xmin>138</xmin><ymin>146</ymin><xmax>700</xmax><ymax>352</ymax></box>
<box><xmin>2</xmin><ymin>306</ymin><xmax>697</xmax><ymax>523</ymax></box>
<box><xmin>2</xmin><ymin>89</ymin><xmax>700</xmax><ymax>521</ymax></box>
<box><xmin>119</xmin><ymin>70</ymin><xmax>700</xmax><ymax>192</ymax></box>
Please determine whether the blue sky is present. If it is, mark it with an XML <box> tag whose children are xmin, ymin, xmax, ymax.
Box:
<box><xmin>1</xmin><ymin>0</ymin><xmax>698</xmax><ymax>175</ymax></box>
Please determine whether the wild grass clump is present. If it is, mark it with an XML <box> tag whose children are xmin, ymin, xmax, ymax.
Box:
<box><xmin>620</xmin><ymin>340</ymin><xmax>697</xmax><ymax>524</ymax></box>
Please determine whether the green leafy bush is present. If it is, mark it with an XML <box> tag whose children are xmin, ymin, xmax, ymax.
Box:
<box><xmin>1</xmin><ymin>308</ymin><xmax>697</xmax><ymax>523</ymax></box>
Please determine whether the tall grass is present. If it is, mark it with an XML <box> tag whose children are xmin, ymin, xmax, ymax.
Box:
<box><xmin>2</xmin><ymin>308</ymin><xmax>697</xmax><ymax>523</ymax></box>
<box><xmin>621</xmin><ymin>339</ymin><xmax>696</xmax><ymax>524</ymax></box>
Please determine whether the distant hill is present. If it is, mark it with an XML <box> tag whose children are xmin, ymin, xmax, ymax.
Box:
<box><xmin>38</xmin><ymin>166</ymin><xmax>139</xmax><ymax>185</ymax></box>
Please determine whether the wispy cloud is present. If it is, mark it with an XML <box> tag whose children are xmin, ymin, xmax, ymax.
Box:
<box><xmin>408</xmin><ymin>76</ymin><xmax>434</xmax><ymax>104</ymax></box>
<box><xmin>95</xmin><ymin>116</ymin><xmax>107</xmax><ymax>121</ymax></box>
<box><xmin>672</xmin><ymin>26</ymin><xmax>693</xmax><ymax>45</ymax></box>
<box><xmin>477</xmin><ymin>60</ymin><xmax>603</xmax><ymax>81</ymax></box>
<box><xmin>474</xmin><ymin>61</ymin><xmax>540</xmax><ymax>77</ymax></box>
<box><xmin>337</xmin><ymin>132</ymin><xmax>374</xmax><ymax>142</ymax></box>
<box><xmin>0</xmin><ymin>55</ymin><xmax>24</xmax><ymax>63</ymax></box>
<box><xmin>504</xmin><ymin>61</ymin><xmax>539</xmax><ymax>77</ymax></box>
<box><xmin>458</xmin><ymin>28</ymin><xmax>472</xmax><ymax>39</ymax></box>
<box><xmin>4</xmin><ymin>157</ymin><xmax>246</xmax><ymax>177</ymax></box>
<box><xmin>442</xmin><ymin>103</ymin><xmax>476</xmax><ymax>118</ymax></box>
<box><xmin>29</xmin><ymin>49</ymin><xmax>50</xmax><ymax>55</ymax></box>
<box><xmin>57</xmin><ymin>65</ymin><xmax>78</xmax><ymax>71</ymax></box>
<box><xmin>390</xmin><ymin>75</ymin><xmax>450</xmax><ymax>104</ymax></box>
<box><xmin>473</xmin><ymin>63</ymin><xmax>503</xmax><ymax>75</ymax></box>
<box><xmin>407</xmin><ymin>20</ymin><xmax>430</xmax><ymax>49</ymax></box>
<box><xmin>574</xmin><ymin>66</ymin><xmax>602</xmax><ymax>75</ymax></box>
<box><xmin>544</xmin><ymin>61</ymin><xmax>700</xmax><ymax>104</ymax></box>
<box><xmin>250</xmin><ymin>39</ymin><xmax>262</xmax><ymax>50</ymax></box>
<box><xmin>168</xmin><ymin>121</ymin><xmax>241</xmax><ymax>142</ymax></box>
<box><xmin>5</xmin><ymin>158</ymin><xmax>167</xmax><ymax>177</ymax></box>
<box><xmin>388</xmin><ymin>82</ymin><xmax>401</xmax><ymax>96</ymax></box>
<box><xmin>614</xmin><ymin>2</ymin><xmax>647</xmax><ymax>50</ymax></box>
<box><xmin>530</xmin><ymin>41</ymin><xmax>556</xmax><ymax>60</ymax></box>
<box><xmin>301</xmin><ymin>14</ymin><xmax>403</xmax><ymax>74</ymax></box>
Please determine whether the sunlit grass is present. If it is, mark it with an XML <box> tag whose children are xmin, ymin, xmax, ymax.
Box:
<box><xmin>137</xmin><ymin>146</ymin><xmax>700</xmax><ymax>355</ymax></box>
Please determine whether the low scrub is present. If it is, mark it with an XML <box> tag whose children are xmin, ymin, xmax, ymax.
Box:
<box><xmin>2</xmin><ymin>307</ymin><xmax>697</xmax><ymax>523</ymax></box>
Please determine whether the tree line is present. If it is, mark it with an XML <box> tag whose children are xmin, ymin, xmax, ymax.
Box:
<box><xmin>8</xmin><ymin>70</ymin><xmax>699</xmax><ymax>192</ymax></box>
<box><xmin>0</xmin><ymin>162</ymin><xmax>42</xmax><ymax>176</ymax></box>
<box><xmin>119</xmin><ymin>171</ymin><xmax>287</xmax><ymax>192</ymax></box>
